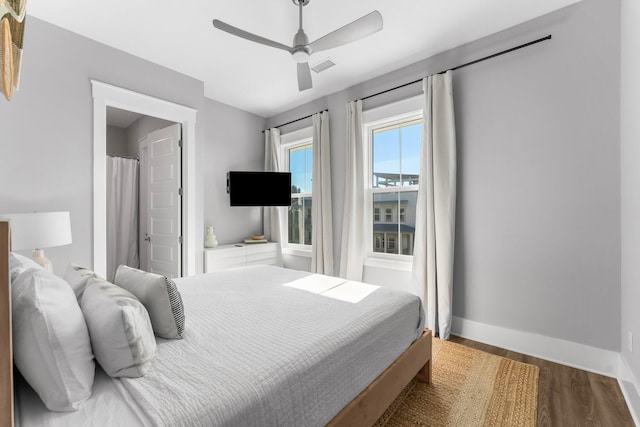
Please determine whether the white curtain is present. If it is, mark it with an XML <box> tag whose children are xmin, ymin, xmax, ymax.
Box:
<box><xmin>106</xmin><ymin>156</ymin><xmax>139</xmax><ymax>282</ymax></box>
<box><xmin>412</xmin><ymin>71</ymin><xmax>457</xmax><ymax>339</ymax></box>
<box><xmin>339</xmin><ymin>100</ymin><xmax>366</xmax><ymax>281</ymax></box>
<box><xmin>311</xmin><ymin>111</ymin><xmax>334</xmax><ymax>275</ymax></box>
<box><xmin>264</xmin><ymin>128</ymin><xmax>286</xmax><ymax>246</ymax></box>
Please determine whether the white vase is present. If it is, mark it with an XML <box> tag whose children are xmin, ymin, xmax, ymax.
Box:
<box><xmin>204</xmin><ymin>226</ymin><xmax>218</xmax><ymax>248</ymax></box>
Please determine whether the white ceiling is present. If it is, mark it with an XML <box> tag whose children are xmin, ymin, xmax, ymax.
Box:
<box><xmin>29</xmin><ymin>0</ymin><xmax>581</xmax><ymax>118</ymax></box>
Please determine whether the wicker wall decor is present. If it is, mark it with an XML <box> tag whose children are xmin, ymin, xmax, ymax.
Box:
<box><xmin>0</xmin><ymin>0</ymin><xmax>26</xmax><ymax>100</ymax></box>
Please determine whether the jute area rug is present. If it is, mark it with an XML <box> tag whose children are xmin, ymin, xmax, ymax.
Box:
<box><xmin>375</xmin><ymin>338</ymin><xmax>539</xmax><ymax>426</ymax></box>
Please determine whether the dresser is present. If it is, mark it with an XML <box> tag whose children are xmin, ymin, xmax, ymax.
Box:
<box><xmin>204</xmin><ymin>242</ymin><xmax>282</xmax><ymax>273</ymax></box>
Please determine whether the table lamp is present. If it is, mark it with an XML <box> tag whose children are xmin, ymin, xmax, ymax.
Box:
<box><xmin>2</xmin><ymin>211</ymin><xmax>72</xmax><ymax>272</ymax></box>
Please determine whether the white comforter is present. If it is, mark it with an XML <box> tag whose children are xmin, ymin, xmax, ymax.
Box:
<box><xmin>121</xmin><ymin>266</ymin><xmax>425</xmax><ymax>427</ymax></box>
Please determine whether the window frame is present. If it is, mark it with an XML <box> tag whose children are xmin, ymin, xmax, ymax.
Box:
<box><xmin>363</xmin><ymin>95</ymin><xmax>423</xmax><ymax>266</ymax></box>
<box><xmin>280</xmin><ymin>126</ymin><xmax>314</xmax><ymax>254</ymax></box>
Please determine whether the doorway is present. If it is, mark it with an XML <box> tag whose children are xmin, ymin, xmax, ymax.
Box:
<box><xmin>92</xmin><ymin>80</ymin><xmax>197</xmax><ymax>278</ymax></box>
<box><xmin>106</xmin><ymin>107</ymin><xmax>183</xmax><ymax>279</ymax></box>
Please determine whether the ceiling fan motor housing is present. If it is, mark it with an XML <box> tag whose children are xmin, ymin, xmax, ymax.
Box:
<box><xmin>292</xmin><ymin>29</ymin><xmax>311</xmax><ymax>63</ymax></box>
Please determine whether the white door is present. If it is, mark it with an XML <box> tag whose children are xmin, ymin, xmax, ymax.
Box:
<box><xmin>146</xmin><ymin>124</ymin><xmax>182</xmax><ymax>278</ymax></box>
<box><xmin>138</xmin><ymin>140</ymin><xmax>149</xmax><ymax>272</ymax></box>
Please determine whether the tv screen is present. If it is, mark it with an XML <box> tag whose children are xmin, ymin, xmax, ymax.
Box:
<box><xmin>227</xmin><ymin>171</ymin><xmax>292</xmax><ymax>207</ymax></box>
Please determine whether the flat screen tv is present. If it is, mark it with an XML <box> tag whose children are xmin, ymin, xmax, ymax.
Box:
<box><xmin>227</xmin><ymin>171</ymin><xmax>292</xmax><ymax>207</ymax></box>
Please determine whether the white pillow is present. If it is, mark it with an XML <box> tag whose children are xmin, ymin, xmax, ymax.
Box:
<box><xmin>11</xmin><ymin>268</ymin><xmax>95</xmax><ymax>411</ymax></box>
<box><xmin>63</xmin><ymin>263</ymin><xmax>100</xmax><ymax>300</ymax></box>
<box><xmin>9</xmin><ymin>252</ymin><xmax>43</xmax><ymax>282</ymax></box>
<box><xmin>80</xmin><ymin>277</ymin><xmax>157</xmax><ymax>378</ymax></box>
<box><xmin>115</xmin><ymin>265</ymin><xmax>185</xmax><ymax>339</ymax></box>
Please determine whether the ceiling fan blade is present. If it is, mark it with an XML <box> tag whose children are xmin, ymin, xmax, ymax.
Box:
<box><xmin>297</xmin><ymin>62</ymin><xmax>312</xmax><ymax>91</ymax></box>
<box><xmin>212</xmin><ymin>19</ymin><xmax>292</xmax><ymax>52</ymax></box>
<box><xmin>309</xmin><ymin>11</ymin><xmax>383</xmax><ymax>53</ymax></box>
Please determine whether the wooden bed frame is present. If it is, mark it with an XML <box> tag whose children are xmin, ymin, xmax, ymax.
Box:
<box><xmin>0</xmin><ymin>221</ymin><xmax>431</xmax><ymax>427</ymax></box>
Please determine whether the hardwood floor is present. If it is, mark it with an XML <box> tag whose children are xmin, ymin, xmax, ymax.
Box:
<box><xmin>449</xmin><ymin>335</ymin><xmax>635</xmax><ymax>426</ymax></box>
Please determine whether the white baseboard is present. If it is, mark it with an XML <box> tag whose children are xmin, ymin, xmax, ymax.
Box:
<box><xmin>451</xmin><ymin>316</ymin><xmax>619</xmax><ymax>377</ymax></box>
<box><xmin>618</xmin><ymin>356</ymin><xmax>640</xmax><ymax>426</ymax></box>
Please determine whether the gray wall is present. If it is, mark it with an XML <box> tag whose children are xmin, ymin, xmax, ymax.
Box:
<box><xmin>621</xmin><ymin>0</ymin><xmax>640</xmax><ymax>389</ymax></box>
<box><xmin>106</xmin><ymin>125</ymin><xmax>132</xmax><ymax>157</ymax></box>
<box><xmin>267</xmin><ymin>0</ymin><xmax>621</xmax><ymax>351</ymax></box>
<box><xmin>202</xmin><ymin>98</ymin><xmax>266</xmax><ymax>245</ymax></box>
<box><xmin>0</xmin><ymin>16</ymin><xmax>206</xmax><ymax>275</ymax></box>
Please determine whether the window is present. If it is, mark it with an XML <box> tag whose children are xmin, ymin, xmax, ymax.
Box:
<box><xmin>368</xmin><ymin>115</ymin><xmax>422</xmax><ymax>257</ymax></box>
<box><xmin>282</xmin><ymin>132</ymin><xmax>313</xmax><ymax>248</ymax></box>
<box><xmin>385</xmin><ymin>207</ymin><xmax>393</xmax><ymax>222</ymax></box>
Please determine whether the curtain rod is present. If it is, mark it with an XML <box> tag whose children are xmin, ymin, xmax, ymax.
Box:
<box><xmin>107</xmin><ymin>154</ymin><xmax>139</xmax><ymax>161</ymax></box>
<box><xmin>360</xmin><ymin>34</ymin><xmax>552</xmax><ymax>102</ymax></box>
<box><xmin>263</xmin><ymin>109</ymin><xmax>329</xmax><ymax>133</ymax></box>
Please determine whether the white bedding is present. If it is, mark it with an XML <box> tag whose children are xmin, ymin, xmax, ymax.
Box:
<box><xmin>16</xmin><ymin>265</ymin><xmax>424</xmax><ymax>427</ymax></box>
<box><xmin>15</xmin><ymin>367</ymin><xmax>152</xmax><ymax>427</ymax></box>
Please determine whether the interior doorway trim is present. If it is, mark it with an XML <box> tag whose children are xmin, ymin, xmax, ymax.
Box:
<box><xmin>92</xmin><ymin>80</ymin><xmax>197</xmax><ymax>277</ymax></box>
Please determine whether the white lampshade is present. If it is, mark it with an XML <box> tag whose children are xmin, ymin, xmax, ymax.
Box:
<box><xmin>2</xmin><ymin>211</ymin><xmax>72</xmax><ymax>250</ymax></box>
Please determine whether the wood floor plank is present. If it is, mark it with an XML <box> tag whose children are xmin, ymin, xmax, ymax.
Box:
<box><xmin>449</xmin><ymin>335</ymin><xmax>634</xmax><ymax>426</ymax></box>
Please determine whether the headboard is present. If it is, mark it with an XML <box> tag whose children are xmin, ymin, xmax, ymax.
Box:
<box><xmin>0</xmin><ymin>221</ymin><xmax>14</xmax><ymax>427</ymax></box>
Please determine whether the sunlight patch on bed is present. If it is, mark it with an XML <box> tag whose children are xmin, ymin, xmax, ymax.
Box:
<box><xmin>283</xmin><ymin>274</ymin><xmax>346</xmax><ymax>294</ymax></box>
<box><xmin>321</xmin><ymin>281</ymin><xmax>379</xmax><ymax>303</ymax></box>
<box><xmin>283</xmin><ymin>275</ymin><xmax>380</xmax><ymax>303</ymax></box>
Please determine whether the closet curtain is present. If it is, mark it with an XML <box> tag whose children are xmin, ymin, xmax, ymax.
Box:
<box><xmin>339</xmin><ymin>100</ymin><xmax>366</xmax><ymax>281</ymax></box>
<box><xmin>310</xmin><ymin>111</ymin><xmax>333</xmax><ymax>275</ymax></box>
<box><xmin>264</xmin><ymin>128</ymin><xmax>286</xmax><ymax>247</ymax></box>
<box><xmin>411</xmin><ymin>71</ymin><xmax>457</xmax><ymax>339</ymax></box>
<box><xmin>106</xmin><ymin>156</ymin><xmax>139</xmax><ymax>282</ymax></box>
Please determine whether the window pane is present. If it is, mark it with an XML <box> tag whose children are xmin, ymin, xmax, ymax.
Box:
<box><xmin>372</xmin><ymin>191</ymin><xmax>418</xmax><ymax>255</ymax></box>
<box><xmin>372</xmin><ymin>128</ymin><xmax>400</xmax><ymax>188</ymax></box>
<box><xmin>303</xmin><ymin>196</ymin><xmax>312</xmax><ymax>245</ymax></box>
<box><xmin>290</xmin><ymin>144</ymin><xmax>312</xmax><ymax>193</ymax></box>
<box><xmin>401</xmin><ymin>123</ymin><xmax>422</xmax><ymax>185</ymax></box>
<box><xmin>288</xmin><ymin>196</ymin><xmax>303</xmax><ymax>244</ymax></box>
<box><xmin>290</xmin><ymin>148</ymin><xmax>306</xmax><ymax>194</ymax></box>
<box><xmin>287</xmin><ymin>195</ymin><xmax>312</xmax><ymax>245</ymax></box>
<box><xmin>372</xmin><ymin>120</ymin><xmax>422</xmax><ymax>188</ymax></box>
<box><xmin>400</xmin><ymin>191</ymin><xmax>418</xmax><ymax>255</ymax></box>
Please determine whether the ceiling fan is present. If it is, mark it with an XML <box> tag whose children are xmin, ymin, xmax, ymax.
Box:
<box><xmin>212</xmin><ymin>0</ymin><xmax>383</xmax><ymax>92</ymax></box>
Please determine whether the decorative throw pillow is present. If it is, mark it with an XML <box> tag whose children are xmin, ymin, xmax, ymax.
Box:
<box><xmin>114</xmin><ymin>265</ymin><xmax>185</xmax><ymax>339</ymax></box>
<box><xmin>8</xmin><ymin>252</ymin><xmax>43</xmax><ymax>282</ymax></box>
<box><xmin>80</xmin><ymin>277</ymin><xmax>157</xmax><ymax>378</ymax></box>
<box><xmin>11</xmin><ymin>268</ymin><xmax>95</xmax><ymax>411</ymax></box>
<box><xmin>63</xmin><ymin>263</ymin><xmax>100</xmax><ymax>300</ymax></box>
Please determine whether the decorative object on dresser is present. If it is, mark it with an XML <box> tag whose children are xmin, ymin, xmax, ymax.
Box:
<box><xmin>244</xmin><ymin>234</ymin><xmax>267</xmax><ymax>244</ymax></box>
<box><xmin>0</xmin><ymin>211</ymin><xmax>72</xmax><ymax>272</ymax></box>
<box><xmin>204</xmin><ymin>226</ymin><xmax>219</xmax><ymax>248</ymax></box>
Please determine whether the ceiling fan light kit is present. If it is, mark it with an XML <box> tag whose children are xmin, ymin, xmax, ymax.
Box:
<box><xmin>212</xmin><ymin>0</ymin><xmax>382</xmax><ymax>92</ymax></box>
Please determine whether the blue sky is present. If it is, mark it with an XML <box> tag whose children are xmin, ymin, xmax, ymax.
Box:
<box><xmin>290</xmin><ymin>144</ymin><xmax>312</xmax><ymax>193</ymax></box>
<box><xmin>373</xmin><ymin>122</ymin><xmax>422</xmax><ymax>186</ymax></box>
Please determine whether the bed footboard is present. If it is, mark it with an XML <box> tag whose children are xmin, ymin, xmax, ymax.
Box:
<box><xmin>0</xmin><ymin>221</ymin><xmax>13</xmax><ymax>427</ymax></box>
<box><xmin>327</xmin><ymin>328</ymin><xmax>432</xmax><ymax>427</ymax></box>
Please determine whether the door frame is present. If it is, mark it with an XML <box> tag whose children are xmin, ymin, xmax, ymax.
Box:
<box><xmin>92</xmin><ymin>80</ymin><xmax>197</xmax><ymax>277</ymax></box>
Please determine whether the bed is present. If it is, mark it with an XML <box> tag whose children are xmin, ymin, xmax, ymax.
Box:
<box><xmin>0</xmin><ymin>221</ymin><xmax>432</xmax><ymax>427</ymax></box>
